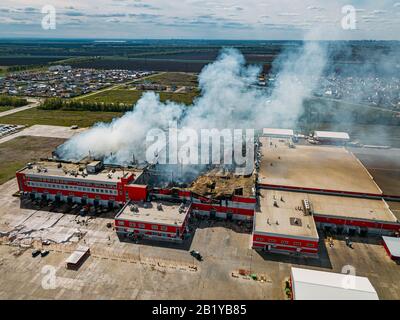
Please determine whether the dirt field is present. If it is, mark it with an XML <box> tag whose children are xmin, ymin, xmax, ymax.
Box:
<box><xmin>0</xmin><ymin>136</ymin><xmax>66</xmax><ymax>184</ymax></box>
<box><xmin>0</xmin><ymin>178</ymin><xmax>399</xmax><ymax>300</ymax></box>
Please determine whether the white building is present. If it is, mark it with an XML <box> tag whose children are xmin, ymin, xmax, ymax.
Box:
<box><xmin>313</xmin><ymin>131</ymin><xmax>350</xmax><ymax>144</ymax></box>
<box><xmin>263</xmin><ymin>128</ymin><xmax>294</xmax><ymax>139</ymax></box>
<box><xmin>290</xmin><ymin>267</ymin><xmax>379</xmax><ymax>300</ymax></box>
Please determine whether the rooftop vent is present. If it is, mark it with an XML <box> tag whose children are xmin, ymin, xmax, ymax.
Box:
<box><xmin>290</xmin><ymin>217</ymin><xmax>303</xmax><ymax>227</ymax></box>
<box><xmin>302</xmin><ymin>199</ymin><xmax>312</xmax><ymax>216</ymax></box>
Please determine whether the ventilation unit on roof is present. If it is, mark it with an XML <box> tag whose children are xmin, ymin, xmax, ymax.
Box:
<box><xmin>302</xmin><ymin>199</ymin><xmax>312</xmax><ymax>216</ymax></box>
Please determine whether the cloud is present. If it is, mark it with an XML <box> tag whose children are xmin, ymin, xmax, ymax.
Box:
<box><xmin>0</xmin><ymin>0</ymin><xmax>398</xmax><ymax>40</ymax></box>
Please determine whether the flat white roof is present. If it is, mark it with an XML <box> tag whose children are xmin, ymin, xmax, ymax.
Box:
<box><xmin>116</xmin><ymin>201</ymin><xmax>190</xmax><ymax>227</ymax></box>
<box><xmin>65</xmin><ymin>245</ymin><xmax>90</xmax><ymax>265</ymax></box>
<box><xmin>383</xmin><ymin>236</ymin><xmax>400</xmax><ymax>258</ymax></box>
<box><xmin>255</xmin><ymin>190</ymin><xmax>319</xmax><ymax>240</ymax></box>
<box><xmin>291</xmin><ymin>267</ymin><xmax>379</xmax><ymax>300</ymax></box>
<box><xmin>263</xmin><ymin>128</ymin><xmax>294</xmax><ymax>137</ymax></box>
<box><xmin>314</xmin><ymin>131</ymin><xmax>350</xmax><ymax>141</ymax></box>
<box><xmin>258</xmin><ymin>137</ymin><xmax>382</xmax><ymax>195</ymax></box>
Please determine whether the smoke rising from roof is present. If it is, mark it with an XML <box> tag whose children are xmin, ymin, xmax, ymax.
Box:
<box><xmin>56</xmin><ymin>43</ymin><xmax>328</xmax><ymax>165</ymax></box>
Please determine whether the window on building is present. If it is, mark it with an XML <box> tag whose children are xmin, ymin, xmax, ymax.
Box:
<box><xmin>151</xmin><ymin>225</ymin><xmax>158</xmax><ymax>230</ymax></box>
<box><xmin>138</xmin><ymin>224</ymin><xmax>145</xmax><ymax>229</ymax></box>
<box><xmin>307</xmin><ymin>243</ymin><xmax>315</xmax><ymax>247</ymax></box>
<box><xmin>160</xmin><ymin>226</ymin><xmax>167</xmax><ymax>231</ymax></box>
<box><xmin>281</xmin><ymin>241</ymin><xmax>289</xmax><ymax>245</ymax></box>
<box><xmin>117</xmin><ymin>220</ymin><xmax>125</xmax><ymax>226</ymax></box>
<box><xmin>294</xmin><ymin>242</ymin><xmax>301</xmax><ymax>246</ymax></box>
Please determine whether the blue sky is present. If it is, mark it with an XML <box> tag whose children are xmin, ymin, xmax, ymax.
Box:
<box><xmin>0</xmin><ymin>0</ymin><xmax>399</xmax><ymax>40</ymax></box>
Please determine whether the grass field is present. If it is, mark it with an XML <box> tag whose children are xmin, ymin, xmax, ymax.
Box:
<box><xmin>0</xmin><ymin>108</ymin><xmax>123</xmax><ymax>127</ymax></box>
<box><xmin>0</xmin><ymin>106</ymin><xmax>13</xmax><ymax>112</ymax></box>
<box><xmin>80</xmin><ymin>89</ymin><xmax>198</xmax><ymax>106</ymax></box>
<box><xmin>135</xmin><ymin>72</ymin><xmax>198</xmax><ymax>87</ymax></box>
<box><xmin>0</xmin><ymin>136</ymin><xmax>66</xmax><ymax>184</ymax></box>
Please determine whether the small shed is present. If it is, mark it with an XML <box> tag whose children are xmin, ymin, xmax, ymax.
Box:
<box><xmin>382</xmin><ymin>236</ymin><xmax>400</xmax><ymax>261</ymax></box>
<box><xmin>86</xmin><ymin>161</ymin><xmax>103</xmax><ymax>174</ymax></box>
<box><xmin>66</xmin><ymin>245</ymin><xmax>90</xmax><ymax>270</ymax></box>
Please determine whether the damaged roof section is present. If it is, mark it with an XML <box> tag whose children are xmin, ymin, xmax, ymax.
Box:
<box><xmin>187</xmin><ymin>168</ymin><xmax>256</xmax><ymax>199</ymax></box>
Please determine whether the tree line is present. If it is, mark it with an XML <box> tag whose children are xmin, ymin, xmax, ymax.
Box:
<box><xmin>0</xmin><ymin>95</ymin><xmax>29</xmax><ymax>107</ymax></box>
<box><xmin>39</xmin><ymin>98</ymin><xmax>133</xmax><ymax>112</ymax></box>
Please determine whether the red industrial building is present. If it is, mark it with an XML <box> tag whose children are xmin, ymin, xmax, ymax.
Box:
<box><xmin>16</xmin><ymin>160</ymin><xmax>147</xmax><ymax>207</ymax></box>
<box><xmin>115</xmin><ymin>201</ymin><xmax>192</xmax><ymax>242</ymax></box>
<box><xmin>15</xmin><ymin>134</ymin><xmax>400</xmax><ymax>256</ymax></box>
<box><xmin>252</xmin><ymin>190</ymin><xmax>319</xmax><ymax>256</ymax></box>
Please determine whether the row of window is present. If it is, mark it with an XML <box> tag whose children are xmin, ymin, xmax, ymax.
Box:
<box><xmin>255</xmin><ymin>237</ymin><xmax>315</xmax><ymax>247</ymax></box>
<box><xmin>27</xmin><ymin>181</ymin><xmax>118</xmax><ymax>195</ymax></box>
<box><xmin>117</xmin><ymin>220</ymin><xmax>169</xmax><ymax>232</ymax></box>
<box><xmin>28</xmin><ymin>176</ymin><xmax>117</xmax><ymax>189</ymax></box>
<box><xmin>116</xmin><ymin>228</ymin><xmax>175</xmax><ymax>238</ymax></box>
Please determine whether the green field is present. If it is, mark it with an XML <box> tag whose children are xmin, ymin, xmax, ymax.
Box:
<box><xmin>80</xmin><ymin>89</ymin><xmax>198</xmax><ymax>106</ymax></box>
<box><xmin>0</xmin><ymin>136</ymin><xmax>66</xmax><ymax>185</ymax></box>
<box><xmin>0</xmin><ymin>108</ymin><xmax>123</xmax><ymax>127</ymax></box>
<box><xmin>0</xmin><ymin>106</ymin><xmax>13</xmax><ymax>112</ymax></box>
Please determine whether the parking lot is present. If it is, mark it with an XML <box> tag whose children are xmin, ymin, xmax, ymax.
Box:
<box><xmin>0</xmin><ymin>178</ymin><xmax>400</xmax><ymax>299</ymax></box>
<box><xmin>0</xmin><ymin>124</ymin><xmax>23</xmax><ymax>139</ymax></box>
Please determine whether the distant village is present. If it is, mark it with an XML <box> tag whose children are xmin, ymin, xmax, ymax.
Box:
<box><xmin>0</xmin><ymin>65</ymin><xmax>154</xmax><ymax>98</ymax></box>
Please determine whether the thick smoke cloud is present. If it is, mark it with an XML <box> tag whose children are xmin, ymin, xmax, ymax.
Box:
<box><xmin>57</xmin><ymin>43</ymin><xmax>328</xmax><ymax>165</ymax></box>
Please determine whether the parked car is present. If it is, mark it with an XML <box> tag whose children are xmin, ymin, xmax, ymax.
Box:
<box><xmin>190</xmin><ymin>250</ymin><xmax>203</xmax><ymax>261</ymax></box>
<box><xmin>41</xmin><ymin>250</ymin><xmax>50</xmax><ymax>257</ymax></box>
<box><xmin>32</xmin><ymin>249</ymin><xmax>41</xmax><ymax>257</ymax></box>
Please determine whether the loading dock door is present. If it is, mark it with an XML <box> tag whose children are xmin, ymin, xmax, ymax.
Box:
<box><xmin>227</xmin><ymin>212</ymin><xmax>233</xmax><ymax>221</ymax></box>
<box><xmin>210</xmin><ymin>209</ymin><xmax>216</xmax><ymax>219</ymax></box>
<box><xmin>67</xmin><ymin>196</ymin><xmax>73</xmax><ymax>204</ymax></box>
<box><xmin>81</xmin><ymin>198</ymin><xmax>87</xmax><ymax>205</ymax></box>
<box><xmin>93</xmin><ymin>199</ymin><xmax>99</xmax><ymax>207</ymax></box>
<box><xmin>108</xmin><ymin>201</ymin><xmax>114</xmax><ymax>209</ymax></box>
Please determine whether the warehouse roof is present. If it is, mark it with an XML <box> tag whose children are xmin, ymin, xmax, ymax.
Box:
<box><xmin>314</xmin><ymin>131</ymin><xmax>350</xmax><ymax>141</ymax></box>
<box><xmin>263</xmin><ymin>128</ymin><xmax>294</xmax><ymax>137</ymax></box>
<box><xmin>258</xmin><ymin>137</ymin><xmax>382</xmax><ymax>195</ymax></box>
<box><xmin>382</xmin><ymin>236</ymin><xmax>400</xmax><ymax>258</ymax></box>
<box><xmin>19</xmin><ymin>161</ymin><xmax>142</xmax><ymax>184</ymax></box>
<box><xmin>256</xmin><ymin>190</ymin><xmax>397</xmax><ymax>224</ymax></box>
<box><xmin>291</xmin><ymin>267</ymin><xmax>379</xmax><ymax>300</ymax></box>
<box><xmin>116</xmin><ymin>200</ymin><xmax>190</xmax><ymax>227</ymax></box>
<box><xmin>309</xmin><ymin>194</ymin><xmax>398</xmax><ymax>223</ymax></box>
<box><xmin>254</xmin><ymin>190</ymin><xmax>319</xmax><ymax>240</ymax></box>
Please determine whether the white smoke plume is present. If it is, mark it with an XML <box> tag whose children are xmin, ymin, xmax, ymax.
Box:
<box><xmin>57</xmin><ymin>43</ymin><xmax>327</xmax><ymax>164</ymax></box>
